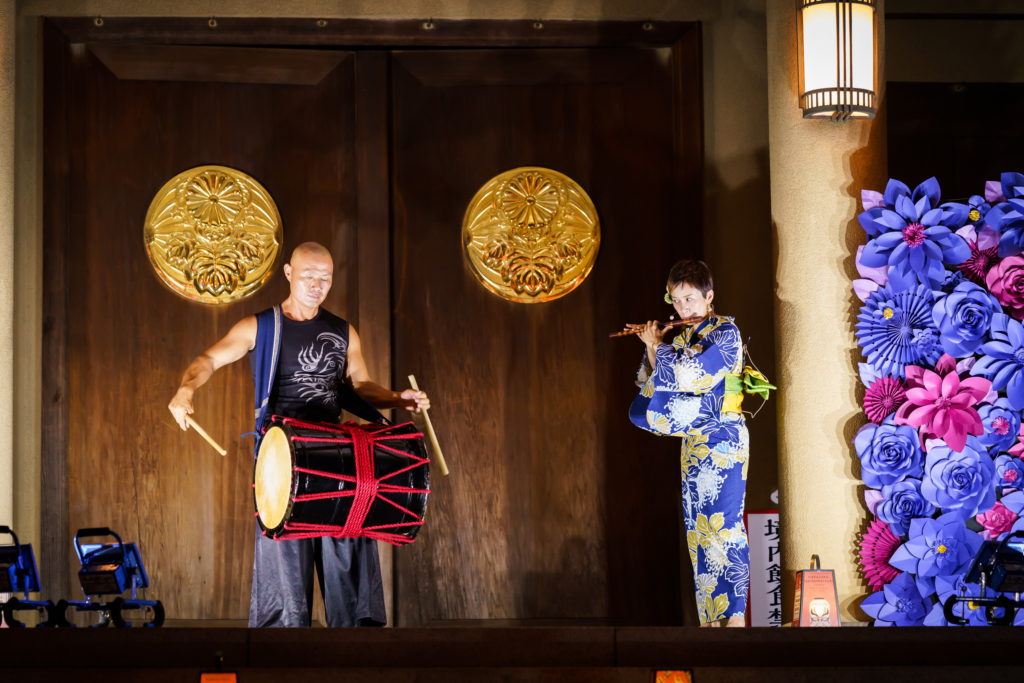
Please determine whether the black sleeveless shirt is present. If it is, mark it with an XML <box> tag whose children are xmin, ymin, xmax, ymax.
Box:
<box><xmin>266</xmin><ymin>309</ymin><xmax>350</xmax><ymax>423</ymax></box>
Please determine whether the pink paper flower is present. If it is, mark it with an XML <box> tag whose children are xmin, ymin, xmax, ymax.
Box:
<box><xmin>1009</xmin><ymin>424</ymin><xmax>1024</xmax><ymax>459</ymax></box>
<box><xmin>894</xmin><ymin>365</ymin><xmax>992</xmax><ymax>452</ymax></box>
<box><xmin>956</xmin><ymin>225</ymin><xmax>1000</xmax><ymax>285</ymax></box>
<box><xmin>986</xmin><ymin>255</ymin><xmax>1024</xmax><ymax>320</ymax></box>
<box><xmin>859</xmin><ymin>518</ymin><xmax>901</xmax><ymax>590</ymax></box>
<box><xmin>976</xmin><ymin>500</ymin><xmax>1018</xmax><ymax>540</ymax></box>
<box><xmin>864</xmin><ymin>376</ymin><xmax>907</xmax><ymax>423</ymax></box>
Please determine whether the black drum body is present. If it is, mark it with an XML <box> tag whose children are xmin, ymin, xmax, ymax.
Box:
<box><xmin>254</xmin><ymin>415</ymin><xmax>430</xmax><ymax>545</ymax></box>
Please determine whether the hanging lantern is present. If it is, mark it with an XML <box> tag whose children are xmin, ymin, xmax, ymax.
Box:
<box><xmin>798</xmin><ymin>0</ymin><xmax>877</xmax><ymax>120</ymax></box>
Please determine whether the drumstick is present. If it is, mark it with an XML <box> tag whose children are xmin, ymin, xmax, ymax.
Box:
<box><xmin>408</xmin><ymin>375</ymin><xmax>449</xmax><ymax>476</ymax></box>
<box><xmin>185</xmin><ymin>415</ymin><xmax>227</xmax><ymax>457</ymax></box>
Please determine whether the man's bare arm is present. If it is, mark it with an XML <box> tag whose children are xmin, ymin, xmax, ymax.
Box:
<box><xmin>168</xmin><ymin>316</ymin><xmax>258</xmax><ymax>430</ymax></box>
<box><xmin>346</xmin><ymin>326</ymin><xmax>430</xmax><ymax>412</ymax></box>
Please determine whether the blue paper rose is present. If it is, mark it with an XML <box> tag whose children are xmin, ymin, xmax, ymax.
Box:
<box><xmin>860</xmin><ymin>571</ymin><xmax>930</xmax><ymax>626</ymax></box>
<box><xmin>921</xmin><ymin>438</ymin><xmax>996</xmax><ymax>519</ymax></box>
<box><xmin>976</xmin><ymin>399</ymin><xmax>1021</xmax><ymax>452</ymax></box>
<box><xmin>890</xmin><ymin>512</ymin><xmax>984</xmax><ymax>578</ymax></box>
<box><xmin>931</xmin><ymin>281</ymin><xmax>1001</xmax><ymax>358</ymax></box>
<box><xmin>994</xmin><ymin>454</ymin><xmax>1024</xmax><ymax>490</ymax></box>
<box><xmin>876</xmin><ymin>479</ymin><xmax>936</xmax><ymax>536</ymax></box>
<box><xmin>854</xmin><ymin>418</ymin><xmax>925</xmax><ymax>488</ymax></box>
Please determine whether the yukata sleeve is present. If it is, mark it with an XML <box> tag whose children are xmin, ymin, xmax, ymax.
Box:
<box><xmin>651</xmin><ymin>325</ymin><xmax>742</xmax><ymax>394</ymax></box>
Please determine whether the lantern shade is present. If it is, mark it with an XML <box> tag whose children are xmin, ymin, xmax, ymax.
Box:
<box><xmin>799</xmin><ymin>0</ymin><xmax>877</xmax><ymax>120</ymax></box>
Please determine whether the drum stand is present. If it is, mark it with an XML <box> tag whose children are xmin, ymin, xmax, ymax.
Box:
<box><xmin>52</xmin><ymin>527</ymin><xmax>164</xmax><ymax>628</ymax></box>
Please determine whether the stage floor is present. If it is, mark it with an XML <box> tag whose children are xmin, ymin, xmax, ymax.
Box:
<box><xmin>2</xmin><ymin>625</ymin><xmax>1023</xmax><ymax>682</ymax></box>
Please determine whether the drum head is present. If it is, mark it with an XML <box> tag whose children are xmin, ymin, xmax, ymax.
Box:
<box><xmin>254</xmin><ymin>425</ymin><xmax>293</xmax><ymax>531</ymax></box>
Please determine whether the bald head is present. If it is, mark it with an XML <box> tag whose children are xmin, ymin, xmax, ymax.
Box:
<box><xmin>290</xmin><ymin>242</ymin><xmax>333</xmax><ymax>268</ymax></box>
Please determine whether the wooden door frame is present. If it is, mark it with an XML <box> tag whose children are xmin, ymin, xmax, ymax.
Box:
<box><xmin>41</xmin><ymin>17</ymin><xmax>703</xmax><ymax>612</ymax></box>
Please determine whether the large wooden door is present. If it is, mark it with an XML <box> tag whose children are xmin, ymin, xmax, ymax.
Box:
<box><xmin>43</xmin><ymin>20</ymin><xmax>702</xmax><ymax>625</ymax></box>
<box><xmin>390</xmin><ymin>46</ymin><xmax>702</xmax><ymax>625</ymax></box>
<box><xmin>44</xmin><ymin>27</ymin><xmax>366</xmax><ymax>619</ymax></box>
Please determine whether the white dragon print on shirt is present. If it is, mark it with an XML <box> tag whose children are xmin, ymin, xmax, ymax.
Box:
<box><xmin>292</xmin><ymin>332</ymin><xmax>348</xmax><ymax>408</ymax></box>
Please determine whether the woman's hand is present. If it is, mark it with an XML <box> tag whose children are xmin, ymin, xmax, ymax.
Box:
<box><xmin>637</xmin><ymin>320</ymin><xmax>669</xmax><ymax>349</ymax></box>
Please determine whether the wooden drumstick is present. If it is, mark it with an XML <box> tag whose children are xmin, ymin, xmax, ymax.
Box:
<box><xmin>407</xmin><ymin>375</ymin><xmax>449</xmax><ymax>476</ymax></box>
<box><xmin>185</xmin><ymin>415</ymin><xmax>227</xmax><ymax>457</ymax></box>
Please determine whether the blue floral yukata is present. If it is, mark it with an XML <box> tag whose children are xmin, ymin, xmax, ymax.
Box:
<box><xmin>631</xmin><ymin>314</ymin><xmax>751</xmax><ymax>624</ymax></box>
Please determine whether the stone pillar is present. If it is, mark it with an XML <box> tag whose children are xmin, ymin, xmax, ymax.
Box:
<box><xmin>0</xmin><ymin>2</ymin><xmax>15</xmax><ymax>529</ymax></box>
<box><xmin>766</xmin><ymin>2</ymin><xmax>886</xmax><ymax>621</ymax></box>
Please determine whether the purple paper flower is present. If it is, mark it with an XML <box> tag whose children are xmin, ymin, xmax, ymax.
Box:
<box><xmin>976</xmin><ymin>399</ymin><xmax>1021</xmax><ymax>452</ymax></box>
<box><xmin>994</xmin><ymin>454</ymin><xmax>1024</xmax><ymax>490</ymax></box>
<box><xmin>858</xmin><ymin>178</ymin><xmax>971</xmax><ymax>289</ymax></box>
<box><xmin>863</xmin><ymin>376</ymin><xmax>907</xmax><ymax>423</ymax></box>
<box><xmin>877</xmin><ymin>479</ymin><xmax>936</xmax><ymax>536</ymax></box>
<box><xmin>931</xmin><ymin>281</ymin><xmax>1001</xmax><ymax>358</ymax></box>
<box><xmin>966</xmin><ymin>194</ymin><xmax>992</xmax><ymax>226</ymax></box>
<box><xmin>980</xmin><ymin>172</ymin><xmax>1024</xmax><ymax>257</ymax></box>
<box><xmin>854</xmin><ymin>418</ymin><xmax>925</xmax><ymax>488</ymax></box>
<box><xmin>985</xmin><ymin>257</ymin><xmax>1024</xmax><ymax>320</ymax></box>
<box><xmin>920</xmin><ymin>438</ymin><xmax>996</xmax><ymax>518</ymax></box>
<box><xmin>972</xmin><ymin>314</ymin><xmax>1024</xmax><ymax>409</ymax></box>
<box><xmin>856</xmin><ymin>284</ymin><xmax>941</xmax><ymax>379</ymax></box>
<box><xmin>860</xmin><ymin>571</ymin><xmax>930</xmax><ymax>626</ymax></box>
<box><xmin>890</xmin><ymin>512</ymin><xmax>984</xmax><ymax>577</ymax></box>
<box><xmin>894</xmin><ymin>365</ymin><xmax>991</xmax><ymax>452</ymax></box>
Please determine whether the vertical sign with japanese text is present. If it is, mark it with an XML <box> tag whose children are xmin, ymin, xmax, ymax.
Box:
<box><xmin>746</xmin><ymin>510</ymin><xmax>781</xmax><ymax>626</ymax></box>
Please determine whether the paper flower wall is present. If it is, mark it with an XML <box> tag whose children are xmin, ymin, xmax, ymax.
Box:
<box><xmin>853</xmin><ymin>174</ymin><xmax>1024</xmax><ymax>626</ymax></box>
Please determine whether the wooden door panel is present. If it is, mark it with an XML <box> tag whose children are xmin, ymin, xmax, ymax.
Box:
<box><xmin>53</xmin><ymin>39</ymin><xmax>357</xmax><ymax>619</ymax></box>
<box><xmin>390</xmin><ymin>47</ymin><xmax>699</xmax><ymax>625</ymax></box>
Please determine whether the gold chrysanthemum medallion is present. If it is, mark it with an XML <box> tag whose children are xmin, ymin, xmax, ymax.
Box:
<box><xmin>144</xmin><ymin>165</ymin><xmax>282</xmax><ymax>305</ymax></box>
<box><xmin>462</xmin><ymin>167</ymin><xmax>600</xmax><ymax>303</ymax></box>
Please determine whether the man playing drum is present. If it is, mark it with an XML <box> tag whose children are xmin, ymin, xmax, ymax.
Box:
<box><xmin>168</xmin><ymin>241</ymin><xmax>429</xmax><ymax>627</ymax></box>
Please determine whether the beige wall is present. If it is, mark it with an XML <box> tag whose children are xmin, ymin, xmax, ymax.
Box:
<box><xmin>766</xmin><ymin>2</ymin><xmax>887</xmax><ymax>623</ymax></box>
<box><xmin>0</xmin><ymin>1</ymin><xmax>14</xmax><ymax>535</ymax></box>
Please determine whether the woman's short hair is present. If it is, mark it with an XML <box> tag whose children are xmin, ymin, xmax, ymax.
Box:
<box><xmin>666</xmin><ymin>259</ymin><xmax>714</xmax><ymax>296</ymax></box>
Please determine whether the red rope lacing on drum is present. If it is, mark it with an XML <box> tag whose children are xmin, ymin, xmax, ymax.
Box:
<box><xmin>268</xmin><ymin>418</ymin><xmax>429</xmax><ymax>546</ymax></box>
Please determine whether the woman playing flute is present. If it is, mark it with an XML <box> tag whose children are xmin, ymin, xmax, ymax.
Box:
<box><xmin>631</xmin><ymin>259</ymin><xmax>750</xmax><ymax>627</ymax></box>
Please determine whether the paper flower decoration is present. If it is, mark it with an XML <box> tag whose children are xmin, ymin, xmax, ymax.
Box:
<box><xmin>894</xmin><ymin>365</ymin><xmax>991</xmax><ymax>452</ymax></box>
<box><xmin>863</xmin><ymin>376</ymin><xmax>907</xmax><ymax>423</ymax></box>
<box><xmin>931</xmin><ymin>281</ymin><xmax>1001</xmax><ymax>358</ymax></box>
<box><xmin>994</xmin><ymin>454</ymin><xmax>1024</xmax><ymax>490</ymax></box>
<box><xmin>854</xmin><ymin>418</ymin><xmax>924</xmax><ymax>488</ymax></box>
<box><xmin>858</xmin><ymin>518</ymin><xmax>902</xmax><ymax>590</ymax></box>
<box><xmin>856</xmin><ymin>285</ymin><xmax>941</xmax><ymax>379</ymax></box>
<box><xmin>976</xmin><ymin>500</ymin><xmax>1018</xmax><ymax>540</ymax></box>
<box><xmin>955</xmin><ymin>224</ymin><xmax>1000</xmax><ymax>285</ymax></box>
<box><xmin>860</xmin><ymin>571</ymin><xmax>930</xmax><ymax>626</ymax></box>
<box><xmin>858</xmin><ymin>178</ymin><xmax>971</xmax><ymax>290</ymax></box>
<box><xmin>976</xmin><ymin>399</ymin><xmax>1021</xmax><ymax>452</ymax></box>
<box><xmin>920</xmin><ymin>438</ymin><xmax>996</xmax><ymax>519</ymax></box>
<box><xmin>982</xmin><ymin>171</ymin><xmax>1024</xmax><ymax>257</ymax></box>
<box><xmin>984</xmin><ymin>256</ymin><xmax>1024</xmax><ymax>320</ymax></box>
<box><xmin>889</xmin><ymin>512</ymin><xmax>984</xmax><ymax>578</ymax></box>
<box><xmin>972</xmin><ymin>314</ymin><xmax>1024</xmax><ymax>409</ymax></box>
<box><xmin>876</xmin><ymin>479</ymin><xmax>936</xmax><ymax>536</ymax></box>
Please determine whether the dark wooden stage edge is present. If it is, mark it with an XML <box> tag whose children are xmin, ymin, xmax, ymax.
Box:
<box><xmin>3</xmin><ymin>627</ymin><xmax>1024</xmax><ymax>682</ymax></box>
